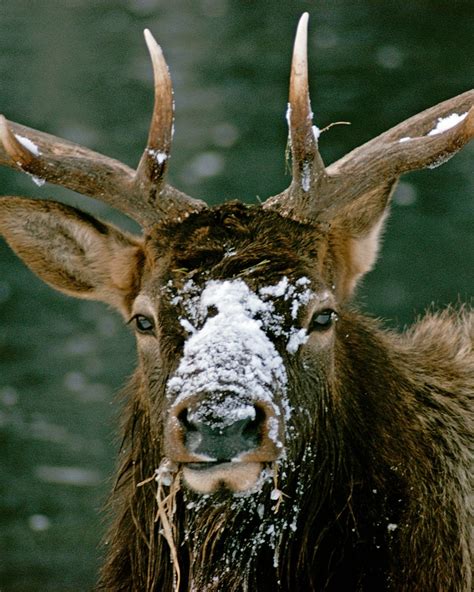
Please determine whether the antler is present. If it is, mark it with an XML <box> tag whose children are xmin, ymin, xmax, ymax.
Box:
<box><xmin>286</xmin><ymin>13</ymin><xmax>326</xmax><ymax>193</ymax></box>
<box><xmin>264</xmin><ymin>13</ymin><xmax>474</xmax><ymax>224</ymax></box>
<box><xmin>0</xmin><ymin>30</ymin><xmax>206</xmax><ymax>228</ymax></box>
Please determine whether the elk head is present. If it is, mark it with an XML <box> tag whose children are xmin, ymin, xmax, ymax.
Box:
<box><xmin>0</xmin><ymin>14</ymin><xmax>473</xmax><ymax>498</ymax></box>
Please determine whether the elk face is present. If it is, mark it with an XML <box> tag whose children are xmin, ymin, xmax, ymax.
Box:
<box><xmin>127</xmin><ymin>204</ymin><xmax>338</xmax><ymax>494</ymax></box>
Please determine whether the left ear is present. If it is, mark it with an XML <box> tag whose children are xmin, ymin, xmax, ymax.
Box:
<box><xmin>0</xmin><ymin>197</ymin><xmax>145</xmax><ymax>315</ymax></box>
<box><xmin>327</xmin><ymin>181</ymin><xmax>396</xmax><ymax>300</ymax></box>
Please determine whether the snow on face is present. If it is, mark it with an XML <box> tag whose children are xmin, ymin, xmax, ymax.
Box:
<box><xmin>166</xmin><ymin>277</ymin><xmax>313</xmax><ymax>427</ymax></box>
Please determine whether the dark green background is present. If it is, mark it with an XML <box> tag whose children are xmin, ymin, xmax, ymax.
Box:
<box><xmin>0</xmin><ymin>1</ymin><xmax>472</xmax><ymax>590</ymax></box>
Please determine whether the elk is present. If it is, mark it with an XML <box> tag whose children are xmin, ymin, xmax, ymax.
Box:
<box><xmin>0</xmin><ymin>12</ymin><xmax>472</xmax><ymax>592</ymax></box>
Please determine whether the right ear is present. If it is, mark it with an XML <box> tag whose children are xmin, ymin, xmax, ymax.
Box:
<box><xmin>0</xmin><ymin>197</ymin><xmax>144</xmax><ymax>315</ymax></box>
<box><xmin>326</xmin><ymin>181</ymin><xmax>395</xmax><ymax>301</ymax></box>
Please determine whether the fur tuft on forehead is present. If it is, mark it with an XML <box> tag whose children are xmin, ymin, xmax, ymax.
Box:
<box><xmin>148</xmin><ymin>202</ymin><xmax>325</xmax><ymax>281</ymax></box>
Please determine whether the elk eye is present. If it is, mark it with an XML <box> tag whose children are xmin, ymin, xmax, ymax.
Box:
<box><xmin>133</xmin><ymin>314</ymin><xmax>155</xmax><ymax>335</ymax></box>
<box><xmin>309</xmin><ymin>309</ymin><xmax>338</xmax><ymax>332</ymax></box>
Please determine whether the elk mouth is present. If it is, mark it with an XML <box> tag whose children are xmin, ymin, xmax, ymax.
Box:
<box><xmin>185</xmin><ymin>460</ymin><xmax>230</xmax><ymax>471</ymax></box>
<box><xmin>181</xmin><ymin>460</ymin><xmax>266</xmax><ymax>494</ymax></box>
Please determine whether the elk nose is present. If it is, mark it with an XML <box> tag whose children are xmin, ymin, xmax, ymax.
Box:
<box><xmin>179</xmin><ymin>406</ymin><xmax>264</xmax><ymax>461</ymax></box>
<box><xmin>165</xmin><ymin>395</ymin><xmax>284</xmax><ymax>463</ymax></box>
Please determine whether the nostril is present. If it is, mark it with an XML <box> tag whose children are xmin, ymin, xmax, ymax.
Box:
<box><xmin>177</xmin><ymin>408</ymin><xmax>197</xmax><ymax>432</ymax></box>
<box><xmin>177</xmin><ymin>409</ymin><xmax>204</xmax><ymax>455</ymax></box>
<box><xmin>242</xmin><ymin>405</ymin><xmax>265</xmax><ymax>443</ymax></box>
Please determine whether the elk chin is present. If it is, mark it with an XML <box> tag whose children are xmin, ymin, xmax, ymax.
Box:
<box><xmin>182</xmin><ymin>461</ymin><xmax>264</xmax><ymax>494</ymax></box>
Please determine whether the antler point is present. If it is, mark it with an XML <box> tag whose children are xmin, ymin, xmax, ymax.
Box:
<box><xmin>144</xmin><ymin>28</ymin><xmax>165</xmax><ymax>63</ymax></box>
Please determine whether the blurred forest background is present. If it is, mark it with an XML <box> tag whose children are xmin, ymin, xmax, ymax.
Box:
<box><xmin>0</xmin><ymin>0</ymin><xmax>472</xmax><ymax>590</ymax></box>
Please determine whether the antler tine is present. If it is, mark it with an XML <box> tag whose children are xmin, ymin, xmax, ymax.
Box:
<box><xmin>322</xmin><ymin>94</ymin><xmax>474</xmax><ymax>209</ymax></box>
<box><xmin>0</xmin><ymin>31</ymin><xmax>206</xmax><ymax>228</ymax></box>
<box><xmin>303</xmin><ymin>92</ymin><xmax>474</xmax><ymax>224</ymax></box>
<box><xmin>264</xmin><ymin>13</ymin><xmax>327</xmax><ymax>221</ymax></box>
<box><xmin>288</xmin><ymin>13</ymin><xmax>326</xmax><ymax>185</ymax></box>
<box><xmin>137</xmin><ymin>29</ymin><xmax>174</xmax><ymax>184</ymax></box>
<box><xmin>133</xmin><ymin>30</ymin><xmax>206</xmax><ymax>223</ymax></box>
<box><xmin>0</xmin><ymin>114</ymin><xmax>138</xmax><ymax>213</ymax></box>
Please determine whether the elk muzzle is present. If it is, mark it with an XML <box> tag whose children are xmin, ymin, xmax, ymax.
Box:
<box><xmin>165</xmin><ymin>393</ymin><xmax>284</xmax><ymax>493</ymax></box>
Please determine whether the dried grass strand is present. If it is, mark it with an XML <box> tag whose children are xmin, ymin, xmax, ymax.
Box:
<box><xmin>137</xmin><ymin>460</ymin><xmax>181</xmax><ymax>591</ymax></box>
